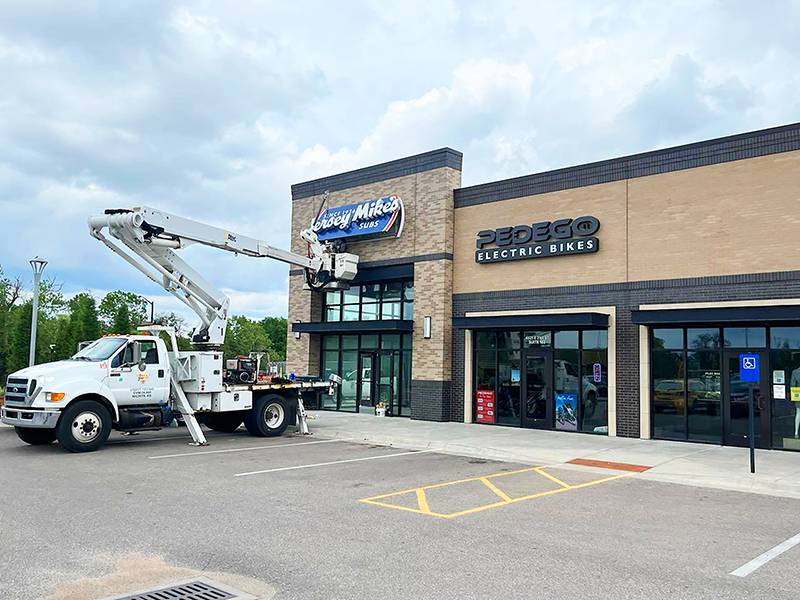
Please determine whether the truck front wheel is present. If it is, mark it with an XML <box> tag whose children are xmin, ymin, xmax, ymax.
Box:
<box><xmin>15</xmin><ymin>427</ymin><xmax>56</xmax><ymax>446</ymax></box>
<box><xmin>56</xmin><ymin>400</ymin><xmax>112</xmax><ymax>453</ymax></box>
<box><xmin>244</xmin><ymin>395</ymin><xmax>289</xmax><ymax>437</ymax></box>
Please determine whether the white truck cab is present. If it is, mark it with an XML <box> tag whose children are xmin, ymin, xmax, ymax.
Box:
<box><xmin>2</xmin><ymin>335</ymin><xmax>174</xmax><ymax>451</ymax></box>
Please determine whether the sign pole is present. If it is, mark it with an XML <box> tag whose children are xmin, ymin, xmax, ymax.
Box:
<box><xmin>748</xmin><ymin>386</ymin><xmax>756</xmax><ymax>474</ymax></box>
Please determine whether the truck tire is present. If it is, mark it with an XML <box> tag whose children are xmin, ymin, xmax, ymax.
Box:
<box><xmin>244</xmin><ymin>395</ymin><xmax>289</xmax><ymax>437</ymax></box>
<box><xmin>56</xmin><ymin>400</ymin><xmax>112</xmax><ymax>453</ymax></box>
<box><xmin>15</xmin><ymin>427</ymin><xmax>56</xmax><ymax>445</ymax></box>
<box><xmin>204</xmin><ymin>412</ymin><xmax>244</xmax><ymax>433</ymax></box>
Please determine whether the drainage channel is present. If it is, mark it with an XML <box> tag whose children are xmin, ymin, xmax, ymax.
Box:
<box><xmin>108</xmin><ymin>578</ymin><xmax>255</xmax><ymax>600</ymax></box>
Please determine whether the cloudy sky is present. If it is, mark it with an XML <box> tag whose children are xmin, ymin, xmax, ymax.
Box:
<box><xmin>1</xmin><ymin>1</ymin><xmax>798</xmax><ymax>320</ymax></box>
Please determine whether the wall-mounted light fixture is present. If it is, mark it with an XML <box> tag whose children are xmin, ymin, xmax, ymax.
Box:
<box><xmin>294</xmin><ymin>320</ymin><xmax>302</xmax><ymax>339</ymax></box>
<box><xmin>423</xmin><ymin>316</ymin><xmax>432</xmax><ymax>339</ymax></box>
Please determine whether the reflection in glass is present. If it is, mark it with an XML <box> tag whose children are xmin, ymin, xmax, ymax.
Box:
<box><xmin>687</xmin><ymin>351</ymin><xmax>721</xmax><ymax>442</ymax></box>
<box><xmin>321</xmin><ymin>350</ymin><xmax>339</xmax><ymax>408</ymax></box>
<box><xmin>581</xmin><ymin>349</ymin><xmax>608</xmax><ymax>434</ymax></box>
<box><xmin>582</xmin><ymin>330</ymin><xmax>608</xmax><ymax>349</ymax></box>
<box><xmin>340</xmin><ymin>350</ymin><xmax>358</xmax><ymax>411</ymax></box>
<box><xmin>723</xmin><ymin>327</ymin><xmax>766</xmax><ymax>348</ymax></box>
<box><xmin>381</xmin><ymin>301</ymin><xmax>401</xmax><ymax>320</ymax></box>
<box><xmin>770</xmin><ymin>328</ymin><xmax>800</xmax><ymax>350</ymax></box>
<box><xmin>652</xmin><ymin>350</ymin><xmax>686</xmax><ymax>439</ymax></box>
<box><xmin>770</xmin><ymin>348</ymin><xmax>800</xmax><ymax>450</ymax></box>
<box><xmin>524</xmin><ymin>354</ymin><xmax>549</xmax><ymax>423</ymax></box>
<box><xmin>476</xmin><ymin>331</ymin><xmax>497</xmax><ymax>350</ymax></box>
<box><xmin>325</xmin><ymin>305</ymin><xmax>341</xmax><ymax>322</ymax></box>
<box><xmin>497</xmin><ymin>350</ymin><xmax>521</xmax><ymax>425</ymax></box>
<box><xmin>687</xmin><ymin>328</ymin><xmax>720</xmax><ymax>349</ymax></box>
<box><xmin>361</xmin><ymin>302</ymin><xmax>379</xmax><ymax>320</ymax></box>
<box><xmin>342</xmin><ymin>304</ymin><xmax>359</xmax><ymax>321</ymax></box>
<box><xmin>653</xmin><ymin>329</ymin><xmax>682</xmax><ymax>350</ymax></box>
<box><xmin>554</xmin><ymin>330</ymin><xmax>578</xmax><ymax>349</ymax></box>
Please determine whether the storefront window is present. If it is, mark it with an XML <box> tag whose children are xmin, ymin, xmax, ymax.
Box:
<box><xmin>723</xmin><ymin>327</ymin><xmax>766</xmax><ymax>348</ymax></box>
<box><xmin>474</xmin><ymin>329</ymin><xmax>607</xmax><ymax>434</ymax></box>
<box><xmin>688</xmin><ymin>328</ymin><xmax>720</xmax><ymax>349</ymax></box>
<box><xmin>770</xmin><ymin>327</ymin><xmax>800</xmax><ymax>450</ymax></box>
<box><xmin>652</xmin><ymin>350</ymin><xmax>686</xmax><ymax>439</ymax></box>
<box><xmin>322</xmin><ymin>280</ymin><xmax>413</xmax><ymax>322</ymax></box>
<box><xmin>686</xmin><ymin>350</ymin><xmax>721</xmax><ymax>443</ymax></box>
<box><xmin>653</xmin><ymin>328</ymin><xmax>683</xmax><ymax>350</ymax></box>
<box><xmin>320</xmin><ymin>333</ymin><xmax>412</xmax><ymax>415</ymax></box>
<box><xmin>554</xmin><ymin>348</ymin><xmax>579</xmax><ymax>431</ymax></box>
<box><xmin>497</xmin><ymin>350</ymin><xmax>521</xmax><ymax>425</ymax></box>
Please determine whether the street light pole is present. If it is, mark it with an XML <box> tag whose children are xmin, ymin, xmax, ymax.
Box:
<box><xmin>28</xmin><ymin>257</ymin><xmax>48</xmax><ymax>367</ymax></box>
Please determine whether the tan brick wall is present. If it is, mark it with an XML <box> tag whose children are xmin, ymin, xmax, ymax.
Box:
<box><xmin>454</xmin><ymin>149</ymin><xmax>800</xmax><ymax>294</ymax></box>
<box><xmin>627</xmin><ymin>150</ymin><xmax>800</xmax><ymax>280</ymax></box>
<box><xmin>286</xmin><ymin>165</ymin><xmax>461</xmax><ymax>379</ymax></box>
<box><xmin>453</xmin><ymin>180</ymin><xmax>628</xmax><ymax>293</ymax></box>
<box><xmin>412</xmin><ymin>259</ymin><xmax>453</xmax><ymax>381</ymax></box>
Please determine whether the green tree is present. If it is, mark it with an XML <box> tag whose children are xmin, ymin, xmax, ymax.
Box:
<box><xmin>99</xmin><ymin>291</ymin><xmax>149</xmax><ymax>330</ymax></box>
<box><xmin>6</xmin><ymin>302</ymin><xmax>32</xmax><ymax>374</ymax></box>
<box><xmin>260</xmin><ymin>316</ymin><xmax>287</xmax><ymax>361</ymax></box>
<box><xmin>111</xmin><ymin>303</ymin><xmax>132</xmax><ymax>334</ymax></box>
<box><xmin>65</xmin><ymin>293</ymin><xmax>102</xmax><ymax>353</ymax></box>
<box><xmin>223</xmin><ymin>315</ymin><xmax>272</xmax><ymax>358</ymax></box>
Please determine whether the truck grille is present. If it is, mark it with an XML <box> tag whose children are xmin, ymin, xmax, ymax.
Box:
<box><xmin>4</xmin><ymin>377</ymin><xmax>33</xmax><ymax>406</ymax></box>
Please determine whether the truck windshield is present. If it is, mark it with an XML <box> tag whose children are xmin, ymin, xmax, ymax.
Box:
<box><xmin>71</xmin><ymin>338</ymin><xmax>127</xmax><ymax>361</ymax></box>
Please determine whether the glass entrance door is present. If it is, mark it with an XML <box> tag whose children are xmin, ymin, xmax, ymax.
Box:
<box><xmin>723</xmin><ymin>350</ymin><xmax>769</xmax><ymax>448</ymax></box>
<box><xmin>378</xmin><ymin>351</ymin><xmax>398</xmax><ymax>416</ymax></box>
<box><xmin>357</xmin><ymin>352</ymin><xmax>376</xmax><ymax>413</ymax></box>
<box><xmin>523</xmin><ymin>351</ymin><xmax>552</xmax><ymax>429</ymax></box>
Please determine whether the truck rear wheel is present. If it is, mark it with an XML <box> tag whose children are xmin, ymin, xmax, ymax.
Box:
<box><xmin>204</xmin><ymin>412</ymin><xmax>244</xmax><ymax>433</ymax></box>
<box><xmin>15</xmin><ymin>427</ymin><xmax>56</xmax><ymax>446</ymax></box>
<box><xmin>56</xmin><ymin>400</ymin><xmax>112</xmax><ymax>453</ymax></box>
<box><xmin>244</xmin><ymin>395</ymin><xmax>289</xmax><ymax>437</ymax></box>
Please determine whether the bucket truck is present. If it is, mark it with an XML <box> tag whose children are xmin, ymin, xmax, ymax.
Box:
<box><xmin>1</xmin><ymin>206</ymin><xmax>358</xmax><ymax>452</ymax></box>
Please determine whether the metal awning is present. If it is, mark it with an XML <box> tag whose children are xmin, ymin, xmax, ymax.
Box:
<box><xmin>292</xmin><ymin>320</ymin><xmax>413</xmax><ymax>333</ymax></box>
<box><xmin>453</xmin><ymin>312</ymin><xmax>608</xmax><ymax>329</ymax></box>
<box><xmin>631</xmin><ymin>305</ymin><xmax>800</xmax><ymax>325</ymax></box>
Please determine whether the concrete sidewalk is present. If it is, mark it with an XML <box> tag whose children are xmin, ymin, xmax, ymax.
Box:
<box><xmin>308</xmin><ymin>410</ymin><xmax>800</xmax><ymax>499</ymax></box>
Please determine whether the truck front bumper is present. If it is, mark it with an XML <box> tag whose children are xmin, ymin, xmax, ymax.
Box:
<box><xmin>1</xmin><ymin>406</ymin><xmax>60</xmax><ymax>428</ymax></box>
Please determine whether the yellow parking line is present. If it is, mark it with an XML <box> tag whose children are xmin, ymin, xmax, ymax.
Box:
<box><xmin>480</xmin><ymin>477</ymin><xmax>513</xmax><ymax>502</ymax></box>
<box><xmin>416</xmin><ymin>488</ymin><xmax>431</xmax><ymax>513</ymax></box>
<box><xmin>442</xmin><ymin>472</ymin><xmax>632</xmax><ymax>519</ymax></box>
<box><xmin>360</xmin><ymin>468</ymin><xmax>634</xmax><ymax>519</ymax></box>
<box><xmin>534</xmin><ymin>467</ymin><xmax>570</xmax><ymax>489</ymax></box>
<box><xmin>362</xmin><ymin>466</ymin><xmax>540</xmax><ymax>501</ymax></box>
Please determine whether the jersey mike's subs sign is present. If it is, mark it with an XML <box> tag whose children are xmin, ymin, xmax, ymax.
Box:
<box><xmin>475</xmin><ymin>216</ymin><xmax>600</xmax><ymax>264</ymax></box>
<box><xmin>312</xmin><ymin>195</ymin><xmax>404</xmax><ymax>242</ymax></box>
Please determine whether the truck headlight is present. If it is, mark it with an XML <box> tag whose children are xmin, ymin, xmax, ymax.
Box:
<box><xmin>45</xmin><ymin>392</ymin><xmax>65</xmax><ymax>402</ymax></box>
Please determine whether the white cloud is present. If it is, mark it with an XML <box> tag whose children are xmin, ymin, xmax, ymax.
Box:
<box><xmin>2</xmin><ymin>1</ymin><xmax>799</xmax><ymax>318</ymax></box>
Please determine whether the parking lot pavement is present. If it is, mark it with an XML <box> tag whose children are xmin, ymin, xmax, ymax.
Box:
<box><xmin>1</xmin><ymin>426</ymin><xmax>799</xmax><ymax>600</ymax></box>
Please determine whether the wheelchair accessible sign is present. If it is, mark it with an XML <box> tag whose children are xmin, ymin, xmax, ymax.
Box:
<box><xmin>739</xmin><ymin>353</ymin><xmax>760</xmax><ymax>382</ymax></box>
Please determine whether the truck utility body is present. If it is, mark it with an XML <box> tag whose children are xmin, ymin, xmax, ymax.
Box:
<box><xmin>1</xmin><ymin>206</ymin><xmax>357</xmax><ymax>452</ymax></box>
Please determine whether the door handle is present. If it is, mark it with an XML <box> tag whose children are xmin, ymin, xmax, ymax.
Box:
<box><xmin>110</xmin><ymin>372</ymin><xmax>121</xmax><ymax>377</ymax></box>
<box><xmin>158</xmin><ymin>369</ymin><xmax>165</xmax><ymax>378</ymax></box>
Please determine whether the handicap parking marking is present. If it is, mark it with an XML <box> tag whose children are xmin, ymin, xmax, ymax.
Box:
<box><xmin>148</xmin><ymin>437</ymin><xmax>351</xmax><ymax>459</ymax></box>
<box><xmin>360</xmin><ymin>465</ymin><xmax>634</xmax><ymax>519</ymax></box>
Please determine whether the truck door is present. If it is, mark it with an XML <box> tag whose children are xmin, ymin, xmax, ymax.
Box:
<box><xmin>107</xmin><ymin>340</ymin><xmax>169</xmax><ymax>406</ymax></box>
<box><xmin>135</xmin><ymin>339</ymin><xmax>169</xmax><ymax>405</ymax></box>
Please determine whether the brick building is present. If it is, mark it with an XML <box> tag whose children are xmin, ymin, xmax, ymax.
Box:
<box><xmin>288</xmin><ymin>122</ymin><xmax>800</xmax><ymax>451</ymax></box>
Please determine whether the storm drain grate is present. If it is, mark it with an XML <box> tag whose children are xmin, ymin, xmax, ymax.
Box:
<box><xmin>113</xmin><ymin>580</ymin><xmax>237</xmax><ymax>600</ymax></box>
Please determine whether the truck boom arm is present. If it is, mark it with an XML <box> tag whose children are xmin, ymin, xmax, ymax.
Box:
<box><xmin>89</xmin><ymin>206</ymin><xmax>358</xmax><ymax>346</ymax></box>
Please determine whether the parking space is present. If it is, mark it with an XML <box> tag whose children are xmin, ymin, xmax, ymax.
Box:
<box><xmin>1</xmin><ymin>425</ymin><xmax>799</xmax><ymax>600</ymax></box>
